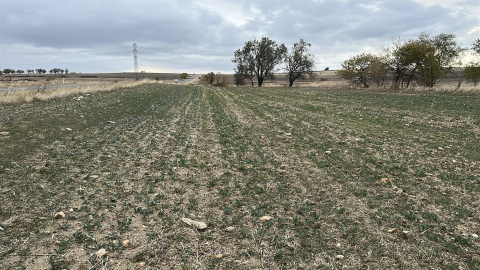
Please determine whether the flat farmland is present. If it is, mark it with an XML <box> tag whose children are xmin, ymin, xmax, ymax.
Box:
<box><xmin>0</xmin><ymin>84</ymin><xmax>479</xmax><ymax>269</ymax></box>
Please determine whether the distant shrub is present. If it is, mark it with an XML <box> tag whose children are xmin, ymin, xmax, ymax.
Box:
<box><xmin>464</xmin><ymin>63</ymin><xmax>480</xmax><ymax>86</ymax></box>
<box><xmin>46</xmin><ymin>76</ymin><xmax>55</xmax><ymax>81</ymax></box>
<box><xmin>155</xmin><ymin>77</ymin><xmax>160</xmax><ymax>81</ymax></box>
<box><xmin>324</xmin><ymin>67</ymin><xmax>329</xmax><ymax>71</ymax></box>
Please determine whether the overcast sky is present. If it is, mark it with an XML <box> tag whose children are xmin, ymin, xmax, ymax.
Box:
<box><xmin>0</xmin><ymin>0</ymin><xmax>479</xmax><ymax>74</ymax></box>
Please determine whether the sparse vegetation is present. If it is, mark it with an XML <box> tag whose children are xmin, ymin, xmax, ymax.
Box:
<box><xmin>1</xmin><ymin>84</ymin><xmax>479</xmax><ymax>269</ymax></box>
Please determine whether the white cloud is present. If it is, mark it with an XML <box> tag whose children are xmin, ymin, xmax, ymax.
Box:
<box><xmin>194</xmin><ymin>0</ymin><xmax>252</xmax><ymax>26</ymax></box>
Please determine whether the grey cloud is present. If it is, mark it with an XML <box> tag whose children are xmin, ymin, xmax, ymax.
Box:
<box><xmin>0</xmin><ymin>0</ymin><xmax>477</xmax><ymax>73</ymax></box>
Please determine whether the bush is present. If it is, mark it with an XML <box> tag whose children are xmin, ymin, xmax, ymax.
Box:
<box><xmin>464</xmin><ymin>63</ymin><xmax>480</xmax><ymax>86</ymax></box>
<box><xmin>46</xmin><ymin>76</ymin><xmax>55</xmax><ymax>81</ymax></box>
<box><xmin>155</xmin><ymin>77</ymin><xmax>160</xmax><ymax>81</ymax></box>
<box><xmin>215</xmin><ymin>73</ymin><xmax>229</xmax><ymax>86</ymax></box>
<box><xmin>181</xmin><ymin>73</ymin><xmax>188</xmax><ymax>80</ymax></box>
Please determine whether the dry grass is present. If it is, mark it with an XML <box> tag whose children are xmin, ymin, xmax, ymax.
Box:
<box><xmin>0</xmin><ymin>79</ymin><xmax>160</xmax><ymax>105</ymax></box>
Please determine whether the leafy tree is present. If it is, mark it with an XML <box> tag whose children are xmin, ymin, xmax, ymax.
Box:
<box><xmin>284</xmin><ymin>39</ymin><xmax>316</xmax><ymax>87</ymax></box>
<box><xmin>181</xmin><ymin>73</ymin><xmax>188</xmax><ymax>80</ymax></box>
<box><xmin>234</xmin><ymin>73</ymin><xmax>246</xmax><ymax>86</ymax></box>
<box><xmin>3</xmin><ymin>68</ymin><xmax>15</xmax><ymax>74</ymax></box>
<box><xmin>233</xmin><ymin>57</ymin><xmax>255</xmax><ymax>86</ymax></box>
<box><xmin>419</xmin><ymin>32</ymin><xmax>464</xmax><ymax>76</ymax></box>
<box><xmin>65</xmin><ymin>69</ymin><xmax>69</xmax><ymax>74</ymax></box>
<box><xmin>338</xmin><ymin>53</ymin><xmax>374</xmax><ymax>88</ymax></box>
<box><xmin>389</xmin><ymin>33</ymin><xmax>463</xmax><ymax>88</ymax></box>
<box><xmin>232</xmin><ymin>37</ymin><xmax>287</xmax><ymax>87</ymax></box>
<box><xmin>16</xmin><ymin>70</ymin><xmax>25</xmax><ymax>74</ymax></box>
<box><xmin>464</xmin><ymin>63</ymin><xmax>480</xmax><ymax>86</ymax></box>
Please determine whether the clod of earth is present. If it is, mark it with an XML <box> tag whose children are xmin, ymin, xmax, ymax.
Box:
<box><xmin>388</xmin><ymin>228</ymin><xmax>398</xmax><ymax>233</ymax></box>
<box><xmin>215</xmin><ymin>254</ymin><xmax>223</xmax><ymax>258</ymax></box>
<box><xmin>96</xmin><ymin>248</ymin><xmax>107</xmax><ymax>257</ymax></box>
<box><xmin>259</xmin><ymin>216</ymin><xmax>273</xmax><ymax>222</ymax></box>
<box><xmin>381</xmin><ymin>178</ymin><xmax>389</xmax><ymax>183</ymax></box>
<box><xmin>54</xmin><ymin>212</ymin><xmax>65</xmax><ymax>219</ymax></box>
<box><xmin>123</xmin><ymin>240</ymin><xmax>130</xmax><ymax>247</ymax></box>
<box><xmin>181</xmin><ymin>218</ymin><xmax>207</xmax><ymax>229</ymax></box>
<box><xmin>225</xmin><ymin>226</ymin><xmax>235</xmax><ymax>232</ymax></box>
<box><xmin>139</xmin><ymin>262</ymin><xmax>145</xmax><ymax>267</ymax></box>
<box><xmin>0</xmin><ymin>132</ymin><xmax>9</xmax><ymax>136</ymax></box>
<box><xmin>336</xmin><ymin>255</ymin><xmax>344</xmax><ymax>260</ymax></box>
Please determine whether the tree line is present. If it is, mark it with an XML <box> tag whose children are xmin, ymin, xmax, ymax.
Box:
<box><xmin>232</xmin><ymin>34</ymin><xmax>480</xmax><ymax>88</ymax></box>
<box><xmin>338</xmin><ymin>33</ymin><xmax>480</xmax><ymax>88</ymax></box>
<box><xmin>1</xmin><ymin>68</ymin><xmax>70</xmax><ymax>75</ymax></box>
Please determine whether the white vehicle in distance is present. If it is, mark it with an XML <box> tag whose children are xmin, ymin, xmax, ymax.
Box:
<box><xmin>174</xmin><ymin>79</ymin><xmax>179</xmax><ymax>83</ymax></box>
<box><xmin>189</xmin><ymin>75</ymin><xmax>193</xmax><ymax>79</ymax></box>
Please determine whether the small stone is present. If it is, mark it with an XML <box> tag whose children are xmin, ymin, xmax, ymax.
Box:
<box><xmin>280</xmin><ymin>164</ymin><xmax>287</xmax><ymax>169</ymax></box>
<box><xmin>388</xmin><ymin>228</ymin><xmax>398</xmax><ymax>233</ymax></box>
<box><xmin>181</xmin><ymin>218</ymin><xmax>207</xmax><ymax>229</ymax></box>
<box><xmin>472</xmin><ymin>233</ymin><xmax>478</xmax><ymax>238</ymax></box>
<box><xmin>285</xmin><ymin>133</ymin><xmax>292</xmax><ymax>136</ymax></box>
<box><xmin>122</xmin><ymin>240</ymin><xmax>130</xmax><ymax>247</ymax></box>
<box><xmin>381</xmin><ymin>178</ymin><xmax>389</xmax><ymax>183</ymax></box>
<box><xmin>65</xmin><ymin>128</ymin><xmax>72</xmax><ymax>131</ymax></box>
<box><xmin>107</xmin><ymin>121</ymin><xmax>116</xmax><ymax>124</ymax></box>
<box><xmin>0</xmin><ymin>132</ymin><xmax>9</xmax><ymax>136</ymax></box>
<box><xmin>403</xmin><ymin>231</ymin><xmax>410</xmax><ymax>235</ymax></box>
<box><xmin>54</xmin><ymin>212</ymin><xmax>65</xmax><ymax>219</ymax></box>
<box><xmin>215</xmin><ymin>254</ymin><xmax>223</xmax><ymax>258</ymax></box>
<box><xmin>438</xmin><ymin>147</ymin><xmax>444</xmax><ymax>151</ymax></box>
<box><xmin>139</xmin><ymin>262</ymin><xmax>145</xmax><ymax>267</ymax></box>
<box><xmin>259</xmin><ymin>216</ymin><xmax>273</xmax><ymax>223</ymax></box>
<box><xmin>336</xmin><ymin>243</ymin><xmax>341</xmax><ymax>248</ymax></box>
<box><xmin>278</xmin><ymin>169</ymin><xmax>286</xmax><ymax>174</ymax></box>
<box><xmin>325</xmin><ymin>151</ymin><xmax>332</xmax><ymax>154</ymax></box>
<box><xmin>69</xmin><ymin>208</ymin><xmax>74</xmax><ymax>212</ymax></box>
<box><xmin>225</xmin><ymin>226</ymin><xmax>235</xmax><ymax>232</ymax></box>
<box><xmin>336</xmin><ymin>255</ymin><xmax>344</xmax><ymax>260</ymax></box>
<box><xmin>96</xmin><ymin>248</ymin><xmax>106</xmax><ymax>257</ymax></box>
